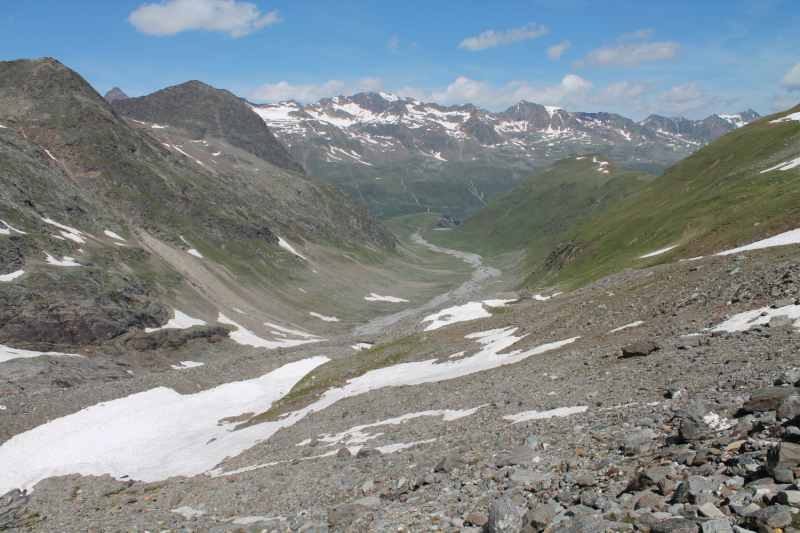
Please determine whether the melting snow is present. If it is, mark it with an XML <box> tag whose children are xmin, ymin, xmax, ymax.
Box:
<box><xmin>711</xmin><ymin>303</ymin><xmax>800</xmax><ymax>333</ymax></box>
<box><xmin>187</xmin><ymin>249</ymin><xmax>203</xmax><ymax>258</ymax></box>
<box><xmin>43</xmin><ymin>252</ymin><xmax>80</xmax><ymax>267</ymax></box>
<box><xmin>364</xmin><ymin>293</ymin><xmax>409</xmax><ymax>303</ymax></box>
<box><xmin>219</xmin><ymin>314</ymin><xmax>321</xmax><ymax>349</ymax></box>
<box><xmin>103</xmin><ymin>230</ymin><xmax>126</xmax><ymax>241</ymax></box>
<box><xmin>44</xmin><ymin>150</ymin><xmax>57</xmax><ymax>161</ymax></box>
<box><xmin>503</xmin><ymin>405</ymin><xmax>588</xmax><ymax>424</ymax></box>
<box><xmin>41</xmin><ymin>218</ymin><xmax>88</xmax><ymax>244</ymax></box>
<box><xmin>770</xmin><ymin>112</ymin><xmax>800</xmax><ymax>124</ymax></box>
<box><xmin>0</xmin><ymin>270</ymin><xmax>24</xmax><ymax>282</ymax></box>
<box><xmin>760</xmin><ymin>156</ymin><xmax>800</xmax><ymax>173</ymax></box>
<box><xmin>263</xmin><ymin>322</ymin><xmax>318</xmax><ymax>339</ymax></box>
<box><xmin>278</xmin><ymin>237</ymin><xmax>306</xmax><ymax>260</ymax></box>
<box><xmin>151</xmin><ymin>124</ymin><xmax>166</xmax><ymax>129</ymax></box>
<box><xmin>716</xmin><ymin>228</ymin><xmax>800</xmax><ymax>256</ymax></box>
<box><xmin>639</xmin><ymin>245</ymin><xmax>679</xmax><ymax>258</ymax></box>
<box><xmin>483</xmin><ymin>299</ymin><xmax>515</xmax><ymax>308</ymax></box>
<box><xmin>608</xmin><ymin>320</ymin><xmax>644</xmax><ymax>333</ymax></box>
<box><xmin>422</xmin><ymin>302</ymin><xmax>490</xmax><ymax>331</ymax></box>
<box><xmin>532</xmin><ymin>293</ymin><xmax>561</xmax><ymax>301</ymax></box>
<box><xmin>310</xmin><ymin>312</ymin><xmax>339</xmax><ymax>322</ymax></box>
<box><xmin>0</xmin><ymin>356</ymin><xmax>329</xmax><ymax>494</ymax></box>
<box><xmin>0</xmin><ymin>220</ymin><xmax>25</xmax><ymax>235</ymax></box>
<box><xmin>351</xmin><ymin>343</ymin><xmax>372</xmax><ymax>351</ymax></box>
<box><xmin>144</xmin><ymin>310</ymin><xmax>206</xmax><ymax>333</ymax></box>
<box><xmin>297</xmin><ymin>406</ymin><xmax>485</xmax><ymax>448</ymax></box>
<box><xmin>1</xmin><ymin>345</ymin><xmax>83</xmax><ymax>364</ymax></box>
<box><xmin>171</xmin><ymin>361</ymin><xmax>204</xmax><ymax>370</ymax></box>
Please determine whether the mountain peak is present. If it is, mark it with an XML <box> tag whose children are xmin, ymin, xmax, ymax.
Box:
<box><xmin>103</xmin><ymin>87</ymin><xmax>128</xmax><ymax>103</ymax></box>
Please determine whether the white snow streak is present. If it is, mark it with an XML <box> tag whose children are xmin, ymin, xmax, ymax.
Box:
<box><xmin>422</xmin><ymin>302</ymin><xmax>490</xmax><ymax>331</ymax></box>
<box><xmin>144</xmin><ymin>310</ymin><xmax>207</xmax><ymax>333</ymax></box>
<box><xmin>278</xmin><ymin>237</ymin><xmax>306</xmax><ymax>260</ymax></box>
<box><xmin>187</xmin><ymin>249</ymin><xmax>203</xmax><ymax>258</ymax></box>
<box><xmin>608</xmin><ymin>320</ymin><xmax>644</xmax><ymax>333</ymax></box>
<box><xmin>503</xmin><ymin>405</ymin><xmax>588</xmax><ymax>424</ymax></box>
<box><xmin>219</xmin><ymin>314</ymin><xmax>321</xmax><ymax>349</ymax></box>
<box><xmin>171</xmin><ymin>361</ymin><xmax>205</xmax><ymax>370</ymax></box>
<box><xmin>711</xmin><ymin>304</ymin><xmax>800</xmax><ymax>333</ymax></box>
<box><xmin>43</xmin><ymin>252</ymin><xmax>80</xmax><ymax>267</ymax></box>
<box><xmin>104</xmin><ymin>230</ymin><xmax>126</xmax><ymax>241</ymax></box>
<box><xmin>0</xmin><ymin>345</ymin><xmax>83</xmax><ymax>364</ymax></box>
<box><xmin>364</xmin><ymin>293</ymin><xmax>409</xmax><ymax>303</ymax></box>
<box><xmin>639</xmin><ymin>245</ymin><xmax>679</xmax><ymax>258</ymax></box>
<box><xmin>0</xmin><ymin>270</ymin><xmax>24</xmax><ymax>282</ymax></box>
<box><xmin>309</xmin><ymin>312</ymin><xmax>339</xmax><ymax>322</ymax></box>
<box><xmin>0</xmin><ymin>220</ymin><xmax>25</xmax><ymax>235</ymax></box>
<box><xmin>715</xmin><ymin>228</ymin><xmax>800</xmax><ymax>256</ymax></box>
<box><xmin>770</xmin><ymin>112</ymin><xmax>800</xmax><ymax>124</ymax></box>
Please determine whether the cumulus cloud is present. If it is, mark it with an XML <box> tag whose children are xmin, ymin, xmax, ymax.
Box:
<box><xmin>247</xmin><ymin>77</ymin><xmax>383</xmax><ymax>102</ymax></box>
<box><xmin>459</xmin><ymin>22</ymin><xmax>548</xmax><ymax>51</ymax></box>
<box><xmin>128</xmin><ymin>0</ymin><xmax>282</xmax><ymax>37</ymax></box>
<box><xmin>397</xmin><ymin>75</ymin><xmax>595</xmax><ymax>109</ymax></box>
<box><xmin>617</xmin><ymin>28</ymin><xmax>655</xmax><ymax>41</ymax></box>
<box><xmin>547</xmin><ymin>40</ymin><xmax>571</xmax><ymax>61</ymax></box>
<box><xmin>388</xmin><ymin>36</ymin><xmax>399</xmax><ymax>53</ymax></box>
<box><xmin>592</xmin><ymin>81</ymin><xmax>654</xmax><ymax>111</ymax></box>
<box><xmin>648</xmin><ymin>82</ymin><xmax>716</xmax><ymax>115</ymax></box>
<box><xmin>778</xmin><ymin>62</ymin><xmax>800</xmax><ymax>92</ymax></box>
<box><xmin>574</xmin><ymin>41</ymin><xmax>680</xmax><ymax>67</ymax></box>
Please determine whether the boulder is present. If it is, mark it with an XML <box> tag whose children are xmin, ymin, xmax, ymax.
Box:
<box><xmin>651</xmin><ymin>518</ymin><xmax>700</xmax><ymax>533</ymax></box>
<box><xmin>622</xmin><ymin>340</ymin><xmax>660</xmax><ymax>357</ymax></box>
<box><xmin>487</xmin><ymin>496</ymin><xmax>522</xmax><ymax>533</ymax></box>
<box><xmin>628</xmin><ymin>466</ymin><xmax>674</xmax><ymax>492</ymax></box>
<box><xmin>766</xmin><ymin>442</ymin><xmax>800</xmax><ymax>475</ymax></box>
<box><xmin>434</xmin><ymin>454</ymin><xmax>466</xmax><ymax>473</ymax></box>
<box><xmin>672</xmin><ymin>475</ymin><xmax>717</xmax><ymax>504</ymax></box>
<box><xmin>775</xmin><ymin>368</ymin><xmax>800</xmax><ymax>386</ymax></box>
<box><xmin>523</xmin><ymin>504</ymin><xmax>556</xmax><ymax>532</ymax></box>
<box><xmin>776</xmin><ymin>393</ymin><xmax>800</xmax><ymax>420</ymax></box>
<box><xmin>742</xmin><ymin>386</ymin><xmax>798</xmax><ymax>413</ymax></box>
<box><xmin>497</xmin><ymin>445</ymin><xmax>537</xmax><ymax>467</ymax></box>
<box><xmin>744</xmin><ymin>504</ymin><xmax>792</xmax><ymax>529</ymax></box>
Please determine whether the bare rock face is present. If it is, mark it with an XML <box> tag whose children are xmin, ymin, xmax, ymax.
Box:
<box><xmin>743</xmin><ymin>387</ymin><xmax>799</xmax><ymax>413</ymax></box>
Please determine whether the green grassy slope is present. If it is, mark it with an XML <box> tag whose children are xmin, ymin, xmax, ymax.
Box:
<box><xmin>529</xmin><ymin>106</ymin><xmax>800</xmax><ymax>290</ymax></box>
<box><xmin>424</xmin><ymin>154</ymin><xmax>655</xmax><ymax>266</ymax></box>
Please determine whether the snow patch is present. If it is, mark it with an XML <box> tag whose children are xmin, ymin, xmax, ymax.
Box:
<box><xmin>219</xmin><ymin>314</ymin><xmax>320</xmax><ymax>349</ymax></box>
<box><xmin>759</xmin><ymin>156</ymin><xmax>800</xmax><ymax>173</ymax></box>
<box><xmin>41</xmin><ymin>218</ymin><xmax>88</xmax><ymax>244</ymax></box>
<box><xmin>483</xmin><ymin>299</ymin><xmax>515</xmax><ymax>308</ymax></box>
<box><xmin>103</xmin><ymin>230</ymin><xmax>126</xmax><ymax>241</ymax></box>
<box><xmin>278</xmin><ymin>237</ymin><xmax>306</xmax><ymax>260</ymax></box>
<box><xmin>144</xmin><ymin>310</ymin><xmax>206</xmax><ymax>333</ymax></box>
<box><xmin>0</xmin><ymin>220</ymin><xmax>25</xmax><ymax>235</ymax></box>
<box><xmin>310</xmin><ymin>312</ymin><xmax>339</xmax><ymax>322</ymax></box>
<box><xmin>422</xmin><ymin>302</ymin><xmax>490</xmax><ymax>331</ymax></box>
<box><xmin>364</xmin><ymin>293</ymin><xmax>409</xmax><ymax>303</ymax></box>
<box><xmin>711</xmin><ymin>303</ymin><xmax>800</xmax><ymax>333</ymax></box>
<box><xmin>770</xmin><ymin>112</ymin><xmax>800</xmax><ymax>124</ymax></box>
<box><xmin>608</xmin><ymin>320</ymin><xmax>644</xmax><ymax>333</ymax></box>
<box><xmin>187</xmin><ymin>249</ymin><xmax>203</xmax><ymax>258</ymax></box>
<box><xmin>0</xmin><ymin>356</ymin><xmax>329</xmax><ymax>494</ymax></box>
<box><xmin>504</xmin><ymin>405</ymin><xmax>589</xmax><ymax>424</ymax></box>
<box><xmin>639</xmin><ymin>245</ymin><xmax>679</xmax><ymax>258</ymax></box>
<box><xmin>0</xmin><ymin>270</ymin><xmax>24</xmax><ymax>282</ymax></box>
<box><xmin>716</xmin><ymin>228</ymin><xmax>800</xmax><ymax>256</ymax></box>
<box><xmin>171</xmin><ymin>361</ymin><xmax>204</xmax><ymax>370</ymax></box>
<box><xmin>43</xmin><ymin>252</ymin><xmax>80</xmax><ymax>267</ymax></box>
<box><xmin>1</xmin><ymin>345</ymin><xmax>83</xmax><ymax>364</ymax></box>
<box><xmin>151</xmin><ymin>124</ymin><xmax>166</xmax><ymax>129</ymax></box>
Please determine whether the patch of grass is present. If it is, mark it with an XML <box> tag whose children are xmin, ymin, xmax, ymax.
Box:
<box><xmin>240</xmin><ymin>334</ymin><xmax>422</xmax><ymax>428</ymax></box>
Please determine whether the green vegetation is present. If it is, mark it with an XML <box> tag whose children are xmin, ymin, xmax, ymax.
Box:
<box><xmin>527</xmin><ymin>106</ymin><xmax>800</xmax><ymax>290</ymax></box>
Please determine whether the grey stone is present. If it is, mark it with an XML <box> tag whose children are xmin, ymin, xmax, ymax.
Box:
<box><xmin>773</xmin><ymin>298</ymin><xmax>796</xmax><ymax>308</ymax></box>
<box><xmin>575</xmin><ymin>473</ymin><xmax>596</xmax><ymax>487</ymax></box>
<box><xmin>487</xmin><ymin>496</ymin><xmax>522</xmax><ymax>533</ymax></box>
<box><xmin>744</xmin><ymin>504</ymin><xmax>792</xmax><ymax>528</ymax></box>
<box><xmin>497</xmin><ymin>445</ymin><xmax>537</xmax><ymax>467</ymax></box>
<box><xmin>550</xmin><ymin>515</ymin><xmax>631</xmax><ymax>533</ymax></box>
<box><xmin>742</xmin><ymin>386</ymin><xmax>799</xmax><ymax>412</ymax></box>
<box><xmin>622</xmin><ymin>340</ymin><xmax>660</xmax><ymax>357</ymax></box>
<box><xmin>766</xmin><ymin>442</ymin><xmax>800</xmax><ymax>475</ymax></box>
<box><xmin>672</xmin><ymin>476</ymin><xmax>717</xmax><ymax>504</ymax></box>
<box><xmin>777</xmin><ymin>392</ymin><xmax>800</xmax><ymax>420</ymax></box>
<box><xmin>700</xmin><ymin>518</ymin><xmax>733</xmax><ymax>533</ymax></box>
<box><xmin>773</xmin><ymin>469</ymin><xmax>795</xmax><ymax>484</ymax></box>
<box><xmin>336</xmin><ymin>447</ymin><xmax>351</xmax><ymax>458</ymax></box>
<box><xmin>777</xmin><ymin>490</ymin><xmax>800</xmax><ymax>507</ymax></box>
<box><xmin>652</xmin><ymin>518</ymin><xmax>700</xmax><ymax>533</ymax></box>
<box><xmin>523</xmin><ymin>504</ymin><xmax>556</xmax><ymax>533</ymax></box>
<box><xmin>353</xmin><ymin>496</ymin><xmax>380</xmax><ymax>510</ymax></box>
<box><xmin>435</xmin><ymin>454</ymin><xmax>466</xmax><ymax>473</ymax></box>
<box><xmin>775</xmin><ymin>368</ymin><xmax>800</xmax><ymax>386</ymax></box>
<box><xmin>355</xmin><ymin>447</ymin><xmax>381</xmax><ymax>459</ymax></box>
<box><xmin>768</xmin><ymin>314</ymin><xmax>792</xmax><ymax>327</ymax></box>
<box><xmin>634</xmin><ymin>512</ymin><xmax>661</xmax><ymax>533</ymax></box>
<box><xmin>697</xmin><ymin>502</ymin><xmax>723</xmax><ymax>518</ymax></box>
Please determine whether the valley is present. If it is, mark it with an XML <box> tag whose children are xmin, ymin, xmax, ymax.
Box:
<box><xmin>1</xmin><ymin>55</ymin><xmax>800</xmax><ymax>533</ymax></box>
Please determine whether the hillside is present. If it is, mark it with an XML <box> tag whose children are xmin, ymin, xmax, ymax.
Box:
<box><xmin>251</xmin><ymin>92</ymin><xmax>758</xmax><ymax>219</ymax></box>
<box><xmin>424</xmin><ymin>154</ymin><xmax>655</xmax><ymax>266</ymax></box>
<box><xmin>0</xmin><ymin>58</ymin><xmax>422</xmax><ymax>369</ymax></box>
<box><xmin>529</xmin><ymin>105</ymin><xmax>800</xmax><ymax>289</ymax></box>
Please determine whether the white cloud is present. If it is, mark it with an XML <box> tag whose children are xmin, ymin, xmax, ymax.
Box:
<box><xmin>247</xmin><ymin>77</ymin><xmax>383</xmax><ymax>102</ymax></box>
<box><xmin>649</xmin><ymin>82</ymin><xmax>716</xmax><ymax>115</ymax></box>
<box><xmin>388</xmin><ymin>36</ymin><xmax>399</xmax><ymax>54</ymax></box>
<box><xmin>778</xmin><ymin>62</ymin><xmax>800</xmax><ymax>92</ymax></box>
<box><xmin>617</xmin><ymin>28</ymin><xmax>656</xmax><ymax>41</ymax></box>
<box><xmin>592</xmin><ymin>81</ymin><xmax>654</xmax><ymax>111</ymax></box>
<box><xmin>128</xmin><ymin>0</ymin><xmax>282</xmax><ymax>37</ymax></box>
<box><xmin>770</xmin><ymin>96</ymin><xmax>800</xmax><ymax>112</ymax></box>
<box><xmin>574</xmin><ymin>41</ymin><xmax>680</xmax><ymax>67</ymax></box>
<box><xmin>459</xmin><ymin>22</ymin><xmax>548</xmax><ymax>51</ymax></box>
<box><xmin>547</xmin><ymin>40</ymin><xmax>571</xmax><ymax>61</ymax></box>
<box><xmin>399</xmin><ymin>74</ymin><xmax>594</xmax><ymax>109</ymax></box>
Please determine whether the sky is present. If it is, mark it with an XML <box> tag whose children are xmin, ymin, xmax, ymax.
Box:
<box><xmin>0</xmin><ymin>0</ymin><xmax>798</xmax><ymax>120</ymax></box>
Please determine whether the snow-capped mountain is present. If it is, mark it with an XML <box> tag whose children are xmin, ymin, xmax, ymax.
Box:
<box><xmin>250</xmin><ymin>93</ymin><xmax>759</xmax><ymax>219</ymax></box>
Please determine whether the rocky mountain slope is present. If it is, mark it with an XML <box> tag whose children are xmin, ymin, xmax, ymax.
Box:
<box><xmin>250</xmin><ymin>93</ymin><xmax>758</xmax><ymax>219</ymax></box>
<box><xmin>425</xmin><ymin>154</ymin><xmax>655</xmax><ymax>267</ymax></box>
<box><xmin>0</xmin><ymin>57</ymin><xmax>410</xmax><ymax>374</ymax></box>
<box><xmin>527</xmin><ymin>106</ymin><xmax>800</xmax><ymax>290</ymax></box>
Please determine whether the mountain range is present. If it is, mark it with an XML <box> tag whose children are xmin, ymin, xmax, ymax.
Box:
<box><xmin>250</xmin><ymin>93</ymin><xmax>759</xmax><ymax>219</ymax></box>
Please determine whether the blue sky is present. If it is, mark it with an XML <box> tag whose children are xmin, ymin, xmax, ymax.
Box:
<box><xmin>1</xmin><ymin>0</ymin><xmax>798</xmax><ymax>120</ymax></box>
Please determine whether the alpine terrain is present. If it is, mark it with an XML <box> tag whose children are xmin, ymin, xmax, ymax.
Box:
<box><xmin>2</xmin><ymin>55</ymin><xmax>800</xmax><ymax>533</ymax></box>
<box><xmin>251</xmin><ymin>94</ymin><xmax>759</xmax><ymax>219</ymax></box>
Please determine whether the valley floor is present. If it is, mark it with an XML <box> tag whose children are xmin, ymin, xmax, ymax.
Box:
<box><xmin>3</xmin><ymin>232</ymin><xmax>800</xmax><ymax>533</ymax></box>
